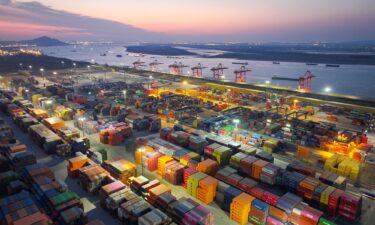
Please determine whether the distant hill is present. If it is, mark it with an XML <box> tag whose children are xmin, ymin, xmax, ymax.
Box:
<box><xmin>126</xmin><ymin>45</ymin><xmax>197</xmax><ymax>56</ymax></box>
<box><xmin>0</xmin><ymin>36</ymin><xmax>68</xmax><ymax>47</ymax></box>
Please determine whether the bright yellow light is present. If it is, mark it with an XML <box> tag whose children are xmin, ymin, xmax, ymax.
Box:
<box><xmin>293</xmin><ymin>99</ymin><xmax>299</xmax><ymax>103</ymax></box>
<box><xmin>182</xmin><ymin>80</ymin><xmax>188</xmax><ymax>85</ymax></box>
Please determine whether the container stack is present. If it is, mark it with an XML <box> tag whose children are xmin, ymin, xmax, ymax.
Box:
<box><xmin>163</xmin><ymin>161</ymin><xmax>184</xmax><ymax>185</ymax></box>
<box><xmin>327</xmin><ymin>189</ymin><xmax>344</xmax><ymax>216</ymax></box>
<box><xmin>157</xmin><ymin>156</ymin><xmax>174</xmax><ymax>176</ymax></box>
<box><xmin>212</xmin><ymin>146</ymin><xmax>232</xmax><ymax>166</ymax></box>
<box><xmin>187</xmin><ymin>172</ymin><xmax>207</xmax><ymax>198</ymax></box>
<box><xmin>183</xmin><ymin>167</ymin><xmax>198</xmax><ymax>188</ymax></box>
<box><xmin>289</xmin><ymin>203</ymin><xmax>323</xmax><ymax>225</ymax></box>
<box><xmin>197</xmin><ymin>176</ymin><xmax>218</xmax><ymax>204</ymax></box>
<box><xmin>223</xmin><ymin>186</ymin><xmax>242</xmax><ymax>211</ymax></box>
<box><xmin>170</xmin><ymin>197</ymin><xmax>213</xmax><ymax>225</ymax></box>
<box><xmin>204</xmin><ymin>143</ymin><xmax>222</xmax><ymax>159</ymax></box>
<box><xmin>180</xmin><ymin>151</ymin><xmax>201</xmax><ymax>166</ymax></box>
<box><xmin>99</xmin><ymin>180</ymin><xmax>126</xmax><ymax>208</ymax></box>
<box><xmin>261</xmin><ymin>191</ymin><xmax>280</xmax><ymax>206</ymax></box>
<box><xmin>143</xmin><ymin>151</ymin><xmax>163</xmax><ymax>171</ymax></box>
<box><xmin>239</xmin><ymin>156</ymin><xmax>258</xmax><ymax>176</ymax></box>
<box><xmin>320</xmin><ymin>186</ymin><xmax>335</xmax><ymax>210</ymax></box>
<box><xmin>249</xmin><ymin>199</ymin><xmax>269</xmax><ymax>225</ymax></box>
<box><xmin>251</xmin><ymin>159</ymin><xmax>269</xmax><ymax>180</ymax></box>
<box><xmin>135</xmin><ymin>146</ymin><xmax>154</xmax><ymax>165</ymax></box>
<box><xmin>129</xmin><ymin>176</ymin><xmax>149</xmax><ymax>194</ymax></box>
<box><xmin>229</xmin><ymin>152</ymin><xmax>248</xmax><ymax>169</ymax></box>
<box><xmin>262</xmin><ymin>139</ymin><xmax>279</xmax><ymax>153</ymax></box>
<box><xmin>255</xmin><ymin>151</ymin><xmax>274</xmax><ymax>163</ymax></box>
<box><xmin>230</xmin><ymin>193</ymin><xmax>255</xmax><ymax>225</ymax></box>
<box><xmin>260</xmin><ymin>163</ymin><xmax>280</xmax><ymax>185</ymax></box>
<box><xmin>105</xmin><ymin>188</ymin><xmax>132</xmax><ymax>215</ymax></box>
<box><xmin>5</xmin><ymin>146</ymin><xmax>37</xmax><ymax>171</ymax></box>
<box><xmin>67</xmin><ymin>155</ymin><xmax>88</xmax><ymax>178</ymax></box>
<box><xmin>0</xmin><ymin>191</ymin><xmax>52</xmax><ymax>225</ymax></box>
<box><xmin>276</xmin><ymin>192</ymin><xmax>302</xmax><ymax>215</ymax></box>
<box><xmin>281</xmin><ymin>171</ymin><xmax>306</xmax><ymax>192</ymax></box>
<box><xmin>298</xmin><ymin>177</ymin><xmax>321</xmax><ymax>200</ymax></box>
<box><xmin>118</xmin><ymin>195</ymin><xmax>153</xmax><ymax>225</ymax></box>
<box><xmin>319</xmin><ymin>171</ymin><xmax>347</xmax><ymax>189</ymax></box>
<box><xmin>189</xmin><ymin>135</ymin><xmax>207</xmax><ymax>154</ymax></box>
<box><xmin>269</xmin><ymin>205</ymin><xmax>289</xmax><ymax>224</ymax></box>
<box><xmin>237</xmin><ymin>177</ymin><xmax>258</xmax><ymax>193</ymax></box>
<box><xmin>147</xmin><ymin>184</ymin><xmax>171</xmax><ymax>205</ymax></box>
<box><xmin>338</xmin><ymin>191</ymin><xmax>362</xmax><ymax>220</ymax></box>
<box><xmin>215</xmin><ymin>166</ymin><xmax>236</xmax><ymax>182</ymax></box>
<box><xmin>196</xmin><ymin>159</ymin><xmax>219</xmax><ymax>176</ymax></box>
<box><xmin>58</xmin><ymin>206</ymin><xmax>87</xmax><ymax>225</ymax></box>
<box><xmin>287</xmin><ymin>161</ymin><xmax>316</xmax><ymax>176</ymax></box>
<box><xmin>78</xmin><ymin>164</ymin><xmax>111</xmax><ymax>194</ymax></box>
<box><xmin>102</xmin><ymin>159</ymin><xmax>137</xmax><ymax>185</ymax></box>
<box><xmin>226</xmin><ymin>173</ymin><xmax>243</xmax><ymax>187</ymax></box>
<box><xmin>138</xmin><ymin>208</ymin><xmax>171</xmax><ymax>225</ymax></box>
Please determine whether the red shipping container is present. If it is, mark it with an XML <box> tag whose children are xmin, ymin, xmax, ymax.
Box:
<box><xmin>226</xmin><ymin>173</ymin><xmax>243</xmax><ymax>187</ymax></box>
<box><xmin>328</xmin><ymin>189</ymin><xmax>344</xmax><ymax>216</ymax></box>
<box><xmin>238</xmin><ymin>177</ymin><xmax>258</xmax><ymax>193</ymax></box>
<box><xmin>239</xmin><ymin>156</ymin><xmax>258</xmax><ymax>176</ymax></box>
<box><xmin>262</xmin><ymin>191</ymin><xmax>280</xmax><ymax>206</ymax></box>
<box><xmin>183</xmin><ymin>167</ymin><xmax>198</xmax><ymax>188</ymax></box>
<box><xmin>250</xmin><ymin>186</ymin><xmax>264</xmax><ymax>199</ymax></box>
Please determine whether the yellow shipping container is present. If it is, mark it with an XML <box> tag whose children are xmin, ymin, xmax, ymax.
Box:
<box><xmin>320</xmin><ymin>186</ymin><xmax>336</xmax><ymax>206</ymax></box>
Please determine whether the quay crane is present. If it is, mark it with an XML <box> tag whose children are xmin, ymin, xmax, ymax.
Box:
<box><xmin>169</xmin><ymin>62</ymin><xmax>189</xmax><ymax>75</ymax></box>
<box><xmin>149</xmin><ymin>60</ymin><xmax>163</xmax><ymax>72</ymax></box>
<box><xmin>211</xmin><ymin>63</ymin><xmax>228</xmax><ymax>80</ymax></box>
<box><xmin>298</xmin><ymin>71</ymin><xmax>315</xmax><ymax>92</ymax></box>
<box><xmin>234</xmin><ymin>65</ymin><xmax>251</xmax><ymax>83</ymax></box>
<box><xmin>191</xmin><ymin>63</ymin><xmax>207</xmax><ymax>78</ymax></box>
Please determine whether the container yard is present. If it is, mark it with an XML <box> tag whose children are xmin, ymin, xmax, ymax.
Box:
<box><xmin>0</xmin><ymin>67</ymin><xmax>374</xmax><ymax>225</ymax></box>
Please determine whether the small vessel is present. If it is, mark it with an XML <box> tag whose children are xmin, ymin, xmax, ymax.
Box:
<box><xmin>306</xmin><ymin>63</ymin><xmax>318</xmax><ymax>66</ymax></box>
<box><xmin>232</xmin><ymin>62</ymin><xmax>248</xmax><ymax>65</ymax></box>
<box><xmin>271</xmin><ymin>76</ymin><xmax>299</xmax><ymax>81</ymax></box>
<box><xmin>273</xmin><ymin>61</ymin><xmax>280</xmax><ymax>64</ymax></box>
<box><xmin>326</xmin><ymin>64</ymin><xmax>340</xmax><ymax>67</ymax></box>
<box><xmin>116</xmin><ymin>54</ymin><xmax>122</xmax><ymax>58</ymax></box>
<box><xmin>70</xmin><ymin>50</ymin><xmax>77</xmax><ymax>52</ymax></box>
<box><xmin>100</xmin><ymin>53</ymin><xmax>106</xmax><ymax>56</ymax></box>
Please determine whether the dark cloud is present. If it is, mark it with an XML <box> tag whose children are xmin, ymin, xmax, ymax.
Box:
<box><xmin>0</xmin><ymin>0</ymin><xmax>168</xmax><ymax>42</ymax></box>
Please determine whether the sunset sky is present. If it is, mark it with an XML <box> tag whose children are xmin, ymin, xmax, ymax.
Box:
<box><xmin>1</xmin><ymin>0</ymin><xmax>375</xmax><ymax>42</ymax></box>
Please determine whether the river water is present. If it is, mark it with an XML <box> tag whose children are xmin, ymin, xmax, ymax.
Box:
<box><xmin>41</xmin><ymin>43</ymin><xmax>375</xmax><ymax>98</ymax></box>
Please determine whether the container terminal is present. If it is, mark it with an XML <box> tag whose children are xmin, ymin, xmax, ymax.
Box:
<box><xmin>0</xmin><ymin>64</ymin><xmax>374</xmax><ymax>225</ymax></box>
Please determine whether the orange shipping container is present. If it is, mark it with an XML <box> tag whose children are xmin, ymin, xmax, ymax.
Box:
<box><xmin>68</xmin><ymin>155</ymin><xmax>89</xmax><ymax>170</ymax></box>
<box><xmin>252</xmin><ymin>160</ymin><xmax>269</xmax><ymax>180</ymax></box>
<box><xmin>135</xmin><ymin>146</ymin><xmax>154</xmax><ymax>165</ymax></box>
<box><xmin>269</xmin><ymin>206</ymin><xmax>288</xmax><ymax>222</ymax></box>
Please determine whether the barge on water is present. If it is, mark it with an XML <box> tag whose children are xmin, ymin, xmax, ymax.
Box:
<box><xmin>271</xmin><ymin>76</ymin><xmax>299</xmax><ymax>81</ymax></box>
<box><xmin>232</xmin><ymin>62</ymin><xmax>248</xmax><ymax>65</ymax></box>
<box><xmin>326</xmin><ymin>64</ymin><xmax>340</xmax><ymax>67</ymax></box>
<box><xmin>306</xmin><ymin>63</ymin><xmax>318</xmax><ymax>66</ymax></box>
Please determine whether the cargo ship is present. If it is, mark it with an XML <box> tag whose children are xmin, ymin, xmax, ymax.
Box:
<box><xmin>116</xmin><ymin>54</ymin><xmax>122</xmax><ymax>58</ymax></box>
<box><xmin>273</xmin><ymin>61</ymin><xmax>280</xmax><ymax>64</ymax></box>
<box><xmin>232</xmin><ymin>62</ymin><xmax>248</xmax><ymax>65</ymax></box>
<box><xmin>306</xmin><ymin>63</ymin><xmax>318</xmax><ymax>66</ymax></box>
<box><xmin>326</xmin><ymin>64</ymin><xmax>340</xmax><ymax>67</ymax></box>
<box><xmin>271</xmin><ymin>75</ymin><xmax>299</xmax><ymax>81</ymax></box>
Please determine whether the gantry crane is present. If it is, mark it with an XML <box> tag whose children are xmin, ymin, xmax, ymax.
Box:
<box><xmin>211</xmin><ymin>63</ymin><xmax>228</xmax><ymax>80</ymax></box>
<box><xmin>191</xmin><ymin>63</ymin><xmax>207</xmax><ymax>78</ymax></box>
<box><xmin>169</xmin><ymin>62</ymin><xmax>189</xmax><ymax>75</ymax></box>
<box><xmin>234</xmin><ymin>66</ymin><xmax>251</xmax><ymax>83</ymax></box>
<box><xmin>149</xmin><ymin>60</ymin><xmax>163</xmax><ymax>72</ymax></box>
<box><xmin>298</xmin><ymin>71</ymin><xmax>315</xmax><ymax>92</ymax></box>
